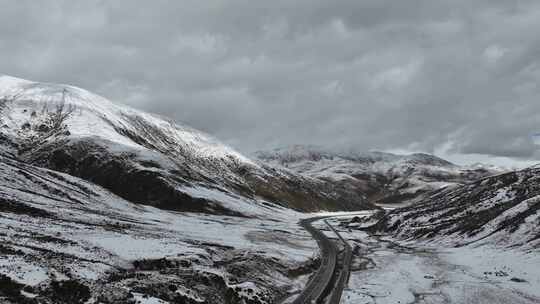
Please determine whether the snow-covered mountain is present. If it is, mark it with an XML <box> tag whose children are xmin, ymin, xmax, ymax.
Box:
<box><xmin>0</xmin><ymin>75</ymin><xmax>373</xmax><ymax>215</ymax></box>
<box><xmin>371</xmin><ymin>165</ymin><xmax>540</xmax><ymax>250</ymax></box>
<box><xmin>0</xmin><ymin>75</ymin><xmax>374</xmax><ymax>303</ymax></box>
<box><xmin>1</xmin><ymin>75</ymin><xmax>538</xmax><ymax>304</ymax></box>
<box><xmin>0</xmin><ymin>141</ymin><xmax>321</xmax><ymax>303</ymax></box>
<box><xmin>255</xmin><ymin>145</ymin><xmax>500</xmax><ymax>205</ymax></box>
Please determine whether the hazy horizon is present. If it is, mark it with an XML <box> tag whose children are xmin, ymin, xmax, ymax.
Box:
<box><xmin>1</xmin><ymin>1</ymin><xmax>540</xmax><ymax>167</ymax></box>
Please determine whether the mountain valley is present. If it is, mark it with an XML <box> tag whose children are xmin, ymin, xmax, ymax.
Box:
<box><xmin>0</xmin><ymin>76</ymin><xmax>539</xmax><ymax>304</ymax></box>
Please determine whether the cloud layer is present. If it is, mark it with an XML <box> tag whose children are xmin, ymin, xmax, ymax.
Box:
<box><xmin>1</xmin><ymin>0</ymin><xmax>540</xmax><ymax>162</ymax></box>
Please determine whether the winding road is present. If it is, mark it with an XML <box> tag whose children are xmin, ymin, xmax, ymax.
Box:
<box><xmin>289</xmin><ymin>216</ymin><xmax>353</xmax><ymax>304</ymax></box>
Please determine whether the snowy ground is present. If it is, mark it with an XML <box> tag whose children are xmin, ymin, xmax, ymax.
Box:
<box><xmin>0</xmin><ymin>202</ymin><xmax>319</xmax><ymax>303</ymax></box>
<box><xmin>0</xmin><ymin>153</ymin><xmax>321</xmax><ymax>303</ymax></box>
<box><xmin>0</xmin><ymin>203</ymin><xmax>319</xmax><ymax>303</ymax></box>
<box><xmin>326</xmin><ymin>215</ymin><xmax>540</xmax><ymax>304</ymax></box>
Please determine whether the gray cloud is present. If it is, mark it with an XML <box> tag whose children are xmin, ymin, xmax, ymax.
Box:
<box><xmin>1</xmin><ymin>0</ymin><xmax>540</xmax><ymax>163</ymax></box>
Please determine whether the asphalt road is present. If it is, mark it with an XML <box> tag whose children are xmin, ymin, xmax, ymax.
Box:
<box><xmin>325</xmin><ymin>219</ymin><xmax>353</xmax><ymax>304</ymax></box>
<box><xmin>289</xmin><ymin>216</ymin><xmax>353</xmax><ymax>304</ymax></box>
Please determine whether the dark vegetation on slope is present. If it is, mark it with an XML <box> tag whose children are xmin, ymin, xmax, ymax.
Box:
<box><xmin>1</xmin><ymin>95</ymin><xmax>375</xmax><ymax>215</ymax></box>
<box><xmin>29</xmin><ymin>140</ymin><xmax>246</xmax><ymax>216</ymax></box>
<box><xmin>369</xmin><ymin>167</ymin><xmax>540</xmax><ymax>247</ymax></box>
<box><xmin>22</xmin><ymin>137</ymin><xmax>373</xmax><ymax>215</ymax></box>
<box><xmin>0</xmin><ymin>150</ymin><xmax>319</xmax><ymax>304</ymax></box>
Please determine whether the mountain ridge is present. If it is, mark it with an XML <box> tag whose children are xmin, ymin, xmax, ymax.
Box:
<box><xmin>255</xmin><ymin>144</ymin><xmax>501</xmax><ymax>205</ymax></box>
<box><xmin>369</xmin><ymin>165</ymin><xmax>540</xmax><ymax>250</ymax></box>
<box><xmin>0</xmin><ymin>75</ymin><xmax>374</xmax><ymax>215</ymax></box>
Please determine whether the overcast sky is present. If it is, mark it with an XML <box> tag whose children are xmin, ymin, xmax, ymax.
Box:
<box><xmin>1</xmin><ymin>1</ymin><xmax>540</xmax><ymax>166</ymax></box>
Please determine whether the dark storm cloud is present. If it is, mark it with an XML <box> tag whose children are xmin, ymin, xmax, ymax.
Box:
<box><xmin>2</xmin><ymin>0</ymin><xmax>540</xmax><ymax>161</ymax></box>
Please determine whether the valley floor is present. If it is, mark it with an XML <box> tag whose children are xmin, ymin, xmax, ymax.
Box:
<box><xmin>325</xmin><ymin>216</ymin><xmax>540</xmax><ymax>304</ymax></box>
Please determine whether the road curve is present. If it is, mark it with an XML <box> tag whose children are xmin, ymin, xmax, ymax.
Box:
<box><xmin>288</xmin><ymin>216</ymin><xmax>352</xmax><ymax>304</ymax></box>
<box><xmin>325</xmin><ymin>220</ymin><xmax>353</xmax><ymax>303</ymax></box>
<box><xmin>291</xmin><ymin>216</ymin><xmax>338</xmax><ymax>304</ymax></box>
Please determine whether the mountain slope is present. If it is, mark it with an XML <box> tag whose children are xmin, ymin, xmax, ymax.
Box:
<box><xmin>255</xmin><ymin>145</ymin><xmax>498</xmax><ymax>205</ymax></box>
<box><xmin>0</xmin><ymin>148</ymin><xmax>321</xmax><ymax>303</ymax></box>
<box><xmin>0</xmin><ymin>75</ymin><xmax>360</xmax><ymax>303</ymax></box>
<box><xmin>0</xmin><ymin>75</ymin><xmax>374</xmax><ymax>214</ymax></box>
<box><xmin>370</xmin><ymin>165</ymin><xmax>540</xmax><ymax>249</ymax></box>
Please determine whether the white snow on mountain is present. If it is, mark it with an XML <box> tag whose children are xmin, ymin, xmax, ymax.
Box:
<box><xmin>0</xmin><ymin>74</ymin><xmax>538</xmax><ymax>303</ymax></box>
<box><xmin>0</xmin><ymin>150</ymin><xmax>317</xmax><ymax>302</ymax></box>
<box><xmin>255</xmin><ymin>145</ymin><xmax>500</xmax><ymax>205</ymax></box>
<box><xmin>1</xmin><ymin>76</ymin><xmax>372</xmax><ymax>214</ymax></box>
<box><xmin>0</xmin><ymin>75</ymin><xmax>254</xmax><ymax>165</ymax></box>
<box><xmin>372</xmin><ymin>165</ymin><xmax>540</xmax><ymax>251</ymax></box>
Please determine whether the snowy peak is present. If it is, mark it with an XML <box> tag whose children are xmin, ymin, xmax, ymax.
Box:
<box><xmin>255</xmin><ymin>145</ymin><xmax>456</xmax><ymax>168</ymax></box>
<box><xmin>0</xmin><ymin>76</ymin><xmax>373</xmax><ymax>214</ymax></box>
<box><xmin>0</xmin><ymin>75</ymin><xmax>253</xmax><ymax>164</ymax></box>
<box><xmin>401</xmin><ymin>153</ymin><xmax>456</xmax><ymax>167</ymax></box>
<box><xmin>0</xmin><ymin>75</ymin><xmax>33</xmax><ymax>93</ymax></box>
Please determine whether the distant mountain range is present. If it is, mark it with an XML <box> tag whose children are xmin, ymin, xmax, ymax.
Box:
<box><xmin>254</xmin><ymin>145</ymin><xmax>501</xmax><ymax>205</ymax></box>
